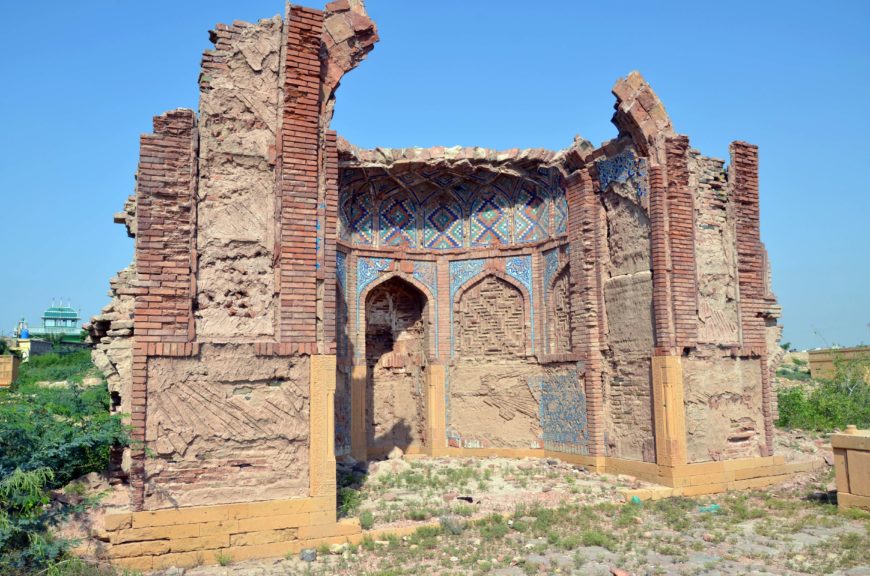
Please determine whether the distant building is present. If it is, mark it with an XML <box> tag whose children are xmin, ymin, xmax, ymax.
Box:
<box><xmin>29</xmin><ymin>303</ymin><xmax>82</xmax><ymax>339</ymax></box>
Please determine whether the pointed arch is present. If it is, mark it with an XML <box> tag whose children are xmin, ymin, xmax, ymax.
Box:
<box><xmin>357</xmin><ymin>271</ymin><xmax>437</xmax><ymax>361</ymax></box>
<box><xmin>451</xmin><ymin>269</ymin><xmax>532</xmax><ymax>358</ymax></box>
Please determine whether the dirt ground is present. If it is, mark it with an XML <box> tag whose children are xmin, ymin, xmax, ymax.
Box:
<box><xmin>148</xmin><ymin>430</ymin><xmax>870</xmax><ymax>576</ymax></box>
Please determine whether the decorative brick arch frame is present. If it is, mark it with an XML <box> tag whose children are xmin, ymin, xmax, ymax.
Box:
<box><xmin>357</xmin><ymin>270</ymin><xmax>438</xmax><ymax>361</ymax></box>
<box><xmin>451</xmin><ymin>268</ymin><xmax>533</xmax><ymax>358</ymax></box>
<box><xmin>546</xmin><ymin>262</ymin><xmax>572</xmax><ymax>355</ymax></box>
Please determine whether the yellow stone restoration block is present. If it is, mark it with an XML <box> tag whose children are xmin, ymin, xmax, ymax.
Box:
<box><xmin>230</xmin><ymin>528</ymin><xmax>298</xmax><ymax>547</ymax></box>
<box><xmin>169</xmin><ymin>534</ymin><xmax>230</xmax><ymax>553</ymax></box>
<box><xmin>104</xmin><ymin>513</ymin><xmax>132</xmax><ymax>532</ymax></box>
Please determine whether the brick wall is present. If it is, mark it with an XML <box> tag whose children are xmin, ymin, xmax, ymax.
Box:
<box><xmin>566</xmin><ymin>170</ymin><xmax>605</xmax><ymax>456</ymax></box>
<box><xmin>457</xmin><ymin>275</ymin><xmax>525</xmax><ymax>357</ymax></box>
<box><xmin>649</xmin><ymin>165</ymin><xmax>675</xmax><ymax>354</ymax></box>
<box><xmin>131</xmin><ymin>109</ymin><xmax>198</xmax><ymax>507</ymax></box>
<box><xmin>321</xmin><ymin>131</ymin><xmax>340</xmax><ymax>353</ymax></box>
<box><xmin>730</xmin><ymin>141</ymin><xmax>774</xmax><ymax>454</ymax></box>
<box><xmin>690</xmin><ymin>153</ymin><xmax>740</xmax><ymax>345</ymax></box>
<box><xmin>665</xmin><ymin>136</ymin><xmax>698</xmax><ymax>350</ymax></box>
<box><xmin>278</xmin><ymin>7</ymin><xmax>323</xmax><ymax>343</ymax></box>
<box><xmin>549</xmin><ymin>269</ymin><xmax>572</xmax><ymax>354</ymax></box>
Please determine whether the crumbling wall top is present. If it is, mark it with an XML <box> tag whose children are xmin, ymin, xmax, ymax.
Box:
<box><xmin>612</xmin><ymin>71</ymin><xmax>674</xmax><ymax>165</ymax></box>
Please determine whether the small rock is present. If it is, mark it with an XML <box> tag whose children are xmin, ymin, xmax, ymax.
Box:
<box><xmin>329</xmin><ymin>543</ymin><xmax>348</xmax><ymax>554</ymax></box>
<box><xmin>440</xmin><ymin>514</ymin><xmax>467</xmax><ymax>535</ymax></box>
<box><xmin>299</xmin><ymin>548</ymin><xmax>317</xmax><ymax>562</ymax></box>
<box><xmin>611</xmin><ymin>568</ymin><xmax>631</xmax><ymax>576</ymax></box>
<box><xmin>450</xmin><ymin>556</ymin><xmax>459</xmax><ymax>563</ymax></box>
<box><xmin>162</xmin><ymin>568</ymin><xmax>185</xmax><ymax>576</ymax></box>
<box><xmin>823</xmin><ymin>453</ymin><xmax>834</xmax><ymax>466</ymax></box>
<box><xmin>546</xmin><ymin>458</ymin><xmax>560</xmax><ymax>466</ymax></box>
<box><xmin>493</xmin><ymin>568</ymin><xmax>524</xmax><ymax>576</ymax></box>
<box><xmin>387</xmin><ymin>446</ymin><xmax>404</xmax><ymax>460</ymax></box>
<box><xmin>702</xmin><ymin>532</ymin><xmax>715</xmax><ymax>542</ymax></box>
<box><xmin>525</xmin><ymin>553</ymin><xmax>551</xmax><ymax>568</ymax></box>
<box><xmin>549</xmin><ymin>553</ymin><xmax>574</xmax><ymax>569</ymax></box>
<box><xmin>541</xmin><ymin>484</ymin><xmax>552</xmax><ymax>493</ymax></box>
<box><xmin>338</xmin><ymin>454</ymin><xmax>358</xmax><ymax>466</ymax></box>
<box><xmin>442</xmin><ymin>491</ymin><xmax>457</xmax><ymax>502</ymax></box>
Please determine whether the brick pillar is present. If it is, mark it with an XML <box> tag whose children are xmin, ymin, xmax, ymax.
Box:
<box><xmin>649</xmin><ymin>165</ymin><xmax>675</xmax><ymax>354</ymax></box>
<box><xmin>277</xmin><ymin>6</ymin><xmax>323</xmax><ymax>343</ymax></box>
<box><xmin>436</xmin><ymin>257</ymin><xmax>451</xmax><ymax>364</ymax></box>
<box><xmin>567</xmin><ymin>169</ymin><xmax>604</xmax><ymax>457</ymax></box>
<box><xmin>665</xmin><ymin>135</ymin><xmax>698</xmax><ymax>350</ymax></box>
<box><xmin>131</xmin><ymin>109</ymin><xmax>197</xmax><ymax>509</ymax></box>
<box><xmin>646</xmin><ymin>135</ymin><xmax>698</xmax><ymax>467</ymax></box>
<box><xmin>731</xmin><ymin>141</ymin><xmax>774</xmax><ymax>454</ymax></box>
<box><xmin>321</xmin><ymin>130</ymin><xmax>339</xmax><ymax>354</ymax></box>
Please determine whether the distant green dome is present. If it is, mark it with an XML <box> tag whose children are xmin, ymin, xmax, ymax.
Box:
<box><xmin>42</xmin><ymin>306</ymin><xmax>80</xmax><ymax>320</ymax></box>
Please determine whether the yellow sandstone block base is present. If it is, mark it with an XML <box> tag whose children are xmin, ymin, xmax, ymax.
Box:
<box><xmin>104</xmin><ymin>496</ymin><xmax>351</xmax><ymax>571</ymax></box>
<box><xmin>831</xmin><ymin>427</ymin><xmax>870</xmax><ymax>511</ymax></box>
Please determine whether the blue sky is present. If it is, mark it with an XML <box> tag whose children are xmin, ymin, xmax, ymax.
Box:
<box><xmin>1</xmin><ymin>1</ymin><xmax>868</xmax><ymax>350</ymax></box>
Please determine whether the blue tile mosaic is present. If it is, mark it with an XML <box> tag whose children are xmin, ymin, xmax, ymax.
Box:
<box><xmin>596</xmin><ymin>149</ymin><xmax>649</xmax><ymax>199</ymax></box>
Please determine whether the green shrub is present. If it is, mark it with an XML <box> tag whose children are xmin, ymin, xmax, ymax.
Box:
<box><xmin>776</xmin><ymin>357</ymin><xmax>870</xmax><ymax>431</ymax></box>
<box><xmin>776</xmin><ymin>365</ymin><xmax>810</xmax><ymax>381</ymax></box>
<box><xmin>338</xmin><ymin>487</ymin><xmax>362</xmax><ymax>517</ymax></box>
<box><xmin>579</xmin><ymin>529</ymin><xmax>617</xmax><ymax>551</ymax></box>
<box><xmin>359</xmin><ymin>510</ymin><xmax>375</xmax><ymax>530</ymax></box>
<box><xmin>0</xmin><ymin>351</ymin><xmax>129</xmax><ymax>573</ymax></box>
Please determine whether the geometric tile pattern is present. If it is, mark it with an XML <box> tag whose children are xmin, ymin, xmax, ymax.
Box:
<box><xmin>469</xmin><ymin>189</ymin><xmax>510</xmax><ymax>246</ymax></box>
<box><xmin>424</xmin><ymin>196</ymin><xmax>464</xmax><ymax>249</ymax></box>
<box><xmin>342</xmin><ymin>192</ymin><xmax>374</xmax><ymax>245</ymax></box>
<box><xmin>412</xmin><ymin>260</ymin><xmax>438</xmax><ymax>355</ymax></box>
<box><xmin>506</xmin><ymin>255</ymin><xmax>534</xmax><ymax>352</ymax></box>
<box><xmin>336</xmin><ymin>250</ymin><xmax>348</xmax><ymax>293</ymax></box>
<box><xmin>336</xmin><ymin>251</ymin><xmax>348</xmax><ymax>356</ymax></box>
<box><xmin>534</xmin><ymin>365</ymin><xmax>589</xmax><ymax>453</ymax></box>
<box><xmin>553</xmin><ymin>189</ymin><xmax>568</xmax><ymax>235</ymax></box>
<box><xmin>340</xmin><ymin>170</ymin><xmax>567</xmax><ymax>248</ymax></box>
<box><xmin>596</xmin><ymin>148</ymin><xmax>649</xmax><ymax>199</ymax></box>
<box><xmin>449</xmin><ymin>259</ymin><xmax>486</xmax><ymax>306</ymax></box>
<box><xmin>514</xmin><ymin>183</ymin><xmax>549</xmax><ymax>243</ymax></box>
<box><xmin>379</xmin><ymin>195</ymin><xmax>417</xmax><ymax>247</ymax></box>
<box><xmin>543</xmin><ymin>248</ymin><xmax>560</xmax><ymax>290</ymax></box>
<box><xmin>356</xmin><ymin>257</ymin><xmax>392</xmax><ymax>298</ymax></box>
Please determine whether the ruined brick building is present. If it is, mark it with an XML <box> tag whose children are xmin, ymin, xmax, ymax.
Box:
<box><xmin>87</xmin><ymin>0</ymin><xmax>793</xmax><ymax>569</ymax></box>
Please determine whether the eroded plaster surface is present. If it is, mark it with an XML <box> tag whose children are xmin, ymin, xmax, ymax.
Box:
<box><xmin>143</xmin><ymin>344</ymin><xmax>309</xmax><ymax>509</ymax></box>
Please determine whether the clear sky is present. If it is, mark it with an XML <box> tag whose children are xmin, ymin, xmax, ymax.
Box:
<box><xmin>1</xmin><ymin>1</ymin><xmax>868</xmax><ymax>350</ymax></box>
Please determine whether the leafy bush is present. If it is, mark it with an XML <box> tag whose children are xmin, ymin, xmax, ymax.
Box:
<box><xmin>776</xmin><ymin>365</ymin><xmax>811</xmax><ymax>382</ymax></box>
<box><xmin>338</xmin><ymin>486</ymin><xmax>362</xmax><ymax>517</ymax></box>
<box><xmin>0</xmin><ymin>357</ymin><xmax>127</xmax><ymax>484</ymax></box>
<box><xmin>776</xmin><ymin>357</ymin><xmax>870</xmax><ymax>431</ymax></box>
<box><xmin>11</xmin><ymin>351</ymin><xmax>94</xmax><ymax>390</ymax></box>
<box><xmin>0</xmin><ymin>468</ymin><xmax>70</xmax><ymax>571</ymax></box>
<box><xmin>0</xmin><ymin>351</ymin><xmax>128</xmax><ymax>574</ymax></box>
<box><xmin>359</xmin><ymin>510</ymin><xmax>375</xmax><ymax>530</ymax></box>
